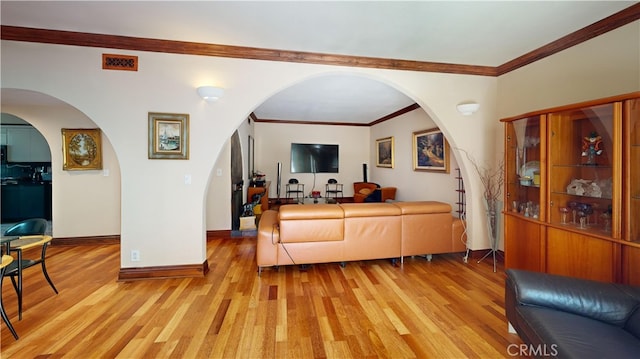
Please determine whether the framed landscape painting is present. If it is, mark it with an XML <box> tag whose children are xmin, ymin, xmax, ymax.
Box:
<box><xmin>376</xmin><ymin>136</ymin><xmax>394</xmax><ymax>168</ymax></box>
<box><xmin>62</xmin><ymin>128</ymin><xmax>103</xmax><ymax>170</ymax></box>
<box><xmin>148</xmin><ymin>112</ymin><xmax>189</xmax><ymax>160</ymax></box>
<box><xmin>413</xmin><ymin>128</ymin><xmax>450</xmax><ymax>173</ymax></box>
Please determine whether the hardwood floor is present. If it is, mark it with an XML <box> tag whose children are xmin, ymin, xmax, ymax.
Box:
<box><xmin>1</xmin><ymin>237</ymin><xmax>523</xmax><ymax>358</ymax></box>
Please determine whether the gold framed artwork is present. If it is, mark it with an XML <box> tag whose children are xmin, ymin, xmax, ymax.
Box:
<box><xmin>413</xmin><ymin>128</ymin><xmax>450</xmax><ymax>173</ymax></box>
<box><xmin>148</xmin><ymin>112</ymin><xmax>189</xmax><ymax>160</ymax></box>
<box><xmin>62</xmin><ymin>128</ymin><xmax>103</xmax><ymax>170</ymax></box>
<box><xmin>376</xmin><ymin>136</ymin><xmax>394</xmax><ymax>168</ymax></box>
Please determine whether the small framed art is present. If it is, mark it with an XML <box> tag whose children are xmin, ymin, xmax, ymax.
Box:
<box><xmin>413</xmin><ymin>128</ymin><xmax>450</xmax><ymax>173</ymax></box>
<box><xmin>376</xmin><ymin>136</ymin><xmax>394</xmax><ymax>168</ymax></box>
<box><xmin>148</xmin><ymin>112</ymin><xmax>189</xmax><ymax>160</ymax></box>
<box><xmin>62</xmin><ymin>128</ymin><xmax>103</xmax><ymax>170</ymax></box>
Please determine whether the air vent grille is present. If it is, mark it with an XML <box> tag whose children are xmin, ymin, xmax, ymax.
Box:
<box><xmin>102</xmin><ymin>54</ymin><xmax>138</xmax><ymax>71</ymax></box>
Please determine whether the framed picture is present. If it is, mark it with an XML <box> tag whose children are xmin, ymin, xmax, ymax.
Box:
<box><xmin>148</xmin><ymin>112</ymin><xmax>189</xmax><ymax>160</ymax></box>
<box><xmin>62</xmin><ymin>128</ymin><xmax>102</xmax><ymax>170</ymax></box>
<box><xmin>413</xmin><ymin>128</ymin><xmax>450</xmax><ymax>173</ymax></box>
<box><xmin>376</xmin><ymin>136</ymin><xmax>394</xmax><ymax>168</ymax></box>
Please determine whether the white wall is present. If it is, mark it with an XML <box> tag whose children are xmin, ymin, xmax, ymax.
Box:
<box><xmin>370</xmin><ymin>107</ymin><xmax>461</xmax><ymax>206</ymax></box>
<box><xmin>254</xmin><ymin>122</ymin><xmax>369</xmax><ymax>198</ymax></box>
<box><xmin>498</xmin><ymin>21</ymin><xmax>640</xmax><ymax>118</ymax></box>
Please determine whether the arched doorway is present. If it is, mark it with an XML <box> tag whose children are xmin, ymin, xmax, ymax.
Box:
<box><xmin>1</xmin><ymin>88</ymin><xmax>121</xmax><ymax>240</ymax></box>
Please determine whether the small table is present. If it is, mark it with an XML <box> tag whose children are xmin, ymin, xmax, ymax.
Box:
<box><xmin>0</xmin><ymin>236</ymin><xmax>22</xmax><ymax>319</ymax></box>
<box><xmin>0</xmin><ymin>235</ymin><xmax>19</xmax><ymax>255</ymax></box>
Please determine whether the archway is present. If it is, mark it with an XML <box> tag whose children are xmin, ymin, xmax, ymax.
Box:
<box><xmin>1</xmin><ymin>88</ymin><xmax>122</xmax><ymax>240</ymax></box>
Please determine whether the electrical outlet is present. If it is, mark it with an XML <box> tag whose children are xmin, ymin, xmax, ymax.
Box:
<box><xmin>131</xmin><ymin>250</ymin><xmax>140</xmax><ymax>262</ymax></box>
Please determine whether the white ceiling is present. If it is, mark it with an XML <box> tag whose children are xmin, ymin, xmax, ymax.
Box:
<box><xmin>1</xmin><ymin>1</ymin><xmax>636</xmax><ymax>124</ymax></box>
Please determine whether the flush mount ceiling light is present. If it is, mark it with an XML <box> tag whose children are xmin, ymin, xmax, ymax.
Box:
<box><xmin>456</xmin><ymin>102</ymin><xmax>480</xmax><ymax>115</ymax></box>
<box><xmin>197</xmin><ymin>86</ymin><xmax>224</xmax><ymax>102</ymax></box>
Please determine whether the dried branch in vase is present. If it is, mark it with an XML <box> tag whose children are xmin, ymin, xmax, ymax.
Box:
<box><xmin>458</xmin><ymin>149</ymin><xmax>504</xmax><ymax>206</ymax></box>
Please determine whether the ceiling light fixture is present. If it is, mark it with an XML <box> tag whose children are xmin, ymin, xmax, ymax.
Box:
<box><xmin>197</xmin><ymin>86</ymin><xmax>224</xmax><ymax>102</ymax></box>
<box><xmin>456</xmin><ymin>102</ymin><xmax>480</xmax><ymax>115</ymax></box>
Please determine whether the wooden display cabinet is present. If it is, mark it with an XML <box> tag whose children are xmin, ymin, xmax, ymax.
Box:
<box><xmin>625</xmin><ymin>98</ymin><xmax>640</xmax><ymax>244</ymax></box>
<box><xmin>501</xmin><ymin>93</ymin><xmax>640</xmax><ymax>284</ymax></box>
<box><xmin>548</xmin><ymin>103</ymin><xmax>619</xmax><ymax>238</ymax></box>
<box><xmin>623</xmin><ymin>98</ymin><xmax>640</xmax><ymax>285</ymax></box>
<box><xmin>503</xmin><ymin>116</ymin><xmax>546</xmax><ymax>271</ymax></box>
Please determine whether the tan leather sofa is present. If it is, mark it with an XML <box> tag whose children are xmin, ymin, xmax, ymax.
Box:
<box><xmin>256</xmin><ymin>201</ymin><xmax>466</xmax><ymax>273</ymax></box>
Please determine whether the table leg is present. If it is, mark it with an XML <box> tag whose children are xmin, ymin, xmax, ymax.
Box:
<box><xmin>17</xmin><ymin>248</ymin><xmax>22</xmax><ymax>320</ymax></box>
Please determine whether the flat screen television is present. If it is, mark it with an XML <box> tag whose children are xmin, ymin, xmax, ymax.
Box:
<box><xmin>290</xmin><ymin>143</ymin><xmax>339</xmax><ymax>173</ymax></box>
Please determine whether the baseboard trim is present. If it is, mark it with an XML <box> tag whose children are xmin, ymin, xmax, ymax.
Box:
<box><xmin>207</xmin><ymin>230</ymin><xmax>231</xmax><ymax>239</ymax></box>
<box><xmin>118</xmin><ymin>260</ymin><xmax>209</xmax><ymax>281</ymax></box>
<box><xmin>53</xmin><ymin>235</ymin><xmax>120</xmax><ymax>246</ymax></box>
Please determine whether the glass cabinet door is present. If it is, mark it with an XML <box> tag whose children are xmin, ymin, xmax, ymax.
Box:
<box><xmin>505</xmin><ymin>116</ymin><xmax>544</xmax><ymax>220</ymax></box>
<box><xmin>548</xmin><ymin>103</ymin><xmax>618</xmax><ymax>237</ymax></box>
<box><xmin>626</xmin><ymin>98</ymin><xmax>639</xmax><ymax>243</ymax></box>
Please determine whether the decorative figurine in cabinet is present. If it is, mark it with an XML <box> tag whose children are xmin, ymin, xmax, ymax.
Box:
<box><xmin>548</xmin><ymin>103</ymin><xmax>616</xmax><ymax>238</ymax></box>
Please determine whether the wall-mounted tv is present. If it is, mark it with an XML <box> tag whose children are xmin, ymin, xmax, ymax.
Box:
<box><xmin>290</xmin><ymin>143</ymin><xmax>339</xmax><ymax>173</ymax></box>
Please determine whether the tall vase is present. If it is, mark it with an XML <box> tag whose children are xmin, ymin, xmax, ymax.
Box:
<box><xmin>480</xmin><ymin>199</ymin><xmax>502</xmax><ymax>272</ymax></box>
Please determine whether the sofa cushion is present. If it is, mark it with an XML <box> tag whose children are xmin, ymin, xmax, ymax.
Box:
<box><xmin>363</xmin><ymin>189</ymin><xmax>382</xmax><ymax>202</ymax></box>
<box><xmin>278</xmin><ymin>204</ymin><xmax>344</xmax><ymax>244</ymax></box>
<box><xmin>516</xmin><ymin>305</ymin><xmax>640</xmax><ymax>358</ymax></box>
<box><xmin>340</xmin><ymin>202</ymin><xmax>401</xmax><ymax>217</ymax></box>
<box><xmin>393</xmin><ymin>201</ymin><xmax>452</xmax><ymax>214</ymax></box>
<box><xmin>625</xmin><ymin>304</ymin><xmax>640</xmax><ymax>340</ymax></box>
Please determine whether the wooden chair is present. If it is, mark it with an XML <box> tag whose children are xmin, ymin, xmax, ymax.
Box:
<box><xmin>3</xmin><ymin>218</ymin><xmax>58</xmax><ymax>320</ymax></box>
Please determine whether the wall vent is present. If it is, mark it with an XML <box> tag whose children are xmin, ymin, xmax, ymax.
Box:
<box><xmin>102</xmin><ymin>54</ymin><xmax>138</xmax><ymax>71</ymax></box>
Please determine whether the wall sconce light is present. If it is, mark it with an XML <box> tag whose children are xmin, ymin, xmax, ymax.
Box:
<box><xmin>197</xmin><ymin>86</ymin><xmax>224</xmax><ymax>102</ymax></box>
<box><xmin>456</xmin><ymin>102</ymin><xmax>480</xmax><ymax>115</ymax></box>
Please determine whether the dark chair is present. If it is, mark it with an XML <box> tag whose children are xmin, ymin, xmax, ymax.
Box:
<box><xmin>3</xmin><ymin>218</ymin><xmax>58</xmax><ymax>320</ymax></box>
<box><xmin>285</xmin><ymin>178</ymin><xmax>305</xmax><ymax>201</ymax></box>
<box><xmin>325</xmin><ymin>178</ymin><xmax>344</xmax><ymax>199</ymax></box>
<box><xmin>0</xmin><ymin>255</ymin><xmax>18</xmax><ymax>339</ymax></box>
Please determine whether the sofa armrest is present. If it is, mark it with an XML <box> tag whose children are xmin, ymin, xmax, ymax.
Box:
<box><xmin>506</xmin><ymin>269</ymin><xmax>640</xmax><ymax>327</ymax></box>
<box><xmin>256</xmin><ymin>210</ymin><xmax>280</xmax><ymax>267</ymax></box>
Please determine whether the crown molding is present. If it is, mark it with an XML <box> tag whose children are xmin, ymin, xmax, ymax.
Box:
<box><xmin>0</xmin><ymin>25</ymin><xmax>494</xmax><ymax>76</ymax></box>
<box><xmin>497</xmin><ymin>3</ymin><xmax>640</xmax><ymax>75</ymax></box>
<box><xmin>1</xmin><ymin>4</ymin><xmax>637</xmax><ymax>77</ymax></box>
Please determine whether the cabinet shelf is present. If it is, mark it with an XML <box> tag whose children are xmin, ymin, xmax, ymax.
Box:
<box><xmin>505</xmin><ymin>212</ymin><xmax>543</xmax><ymax>222</ymax></box>
<box><xmin>551</xmin><ymin>191</ymin><xmax>612</xmax><ymax>200</ymax></box>
<box><xmin>555</xmin><ymin>222</ymin><xmax>611</xmax><ymax>234</ymax></box>
<box><xmin>552</xmin><ymin>164</ymin><xmax>612</xmax><ymax>169</ymax></box>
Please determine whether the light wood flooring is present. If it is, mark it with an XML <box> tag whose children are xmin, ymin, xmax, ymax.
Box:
<box><xmin>1</xmin><ymin>237</ymin><xmax>524</xmax><ymax>358</ymax></box>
